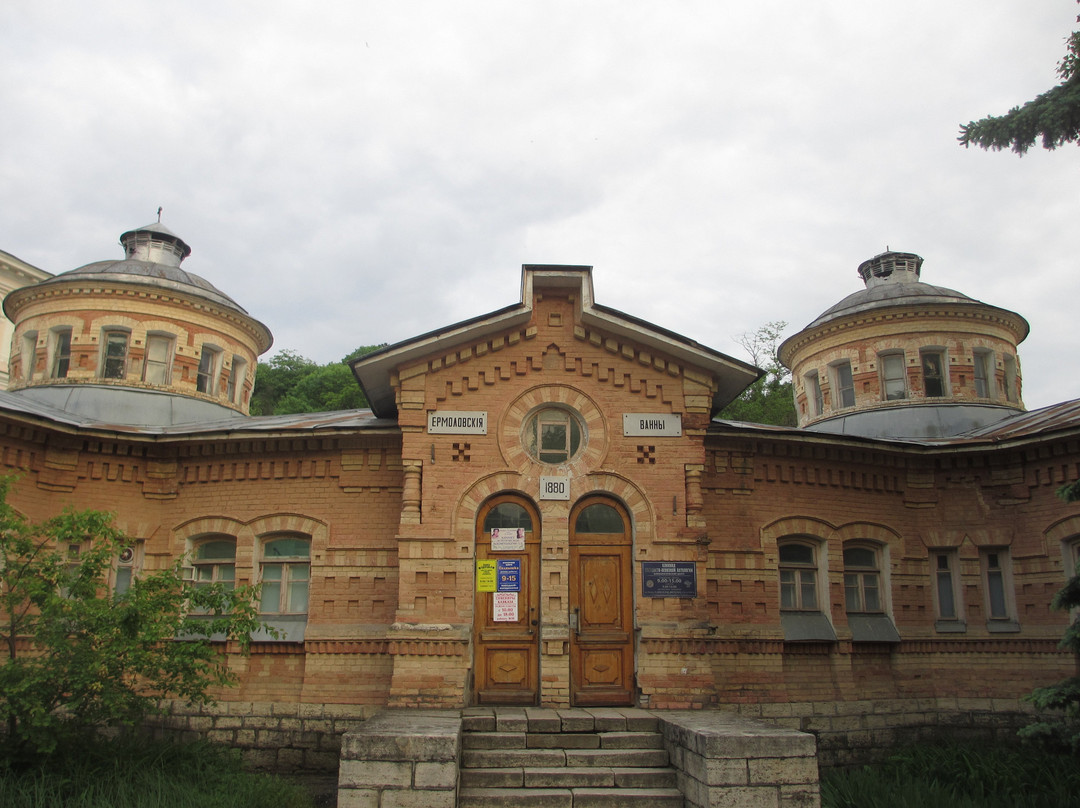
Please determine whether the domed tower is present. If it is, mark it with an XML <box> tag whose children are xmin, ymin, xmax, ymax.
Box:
<box><xmin>778</xmin><ymin>251</ymin><xmax>1028</xmax><ymax>439</ymax></box>
<box><xmin>3</xmin><ymin>221</ymin><xmax>272</xmax><ymax>424</ymax></box>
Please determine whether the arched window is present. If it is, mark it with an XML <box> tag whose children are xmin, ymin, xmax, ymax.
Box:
<box><xmin>482</xmin><ymin>501</ymin><xmax>533</xmax><ymax>532</ymax></box>
<box><xmin>777</xmin><ymin>537</ymin><xmax>836</xmax><ymax>642</ymax></box>
<box><xmin>190</xmin><ymin>538</ymin><xmax>237</xmax><ymax>590</ymax></box>
<box><xmin>843</xmin><ymin>545</ymin><xmax>882</xmax><ymax>613</ymax></box>
<box><xmin>843</xmin><ymin>541</ymin><xmax>901</xmax><ymax>643</ymax></box>
<box><xmin>574</xmin><ymin>502</ymin><xmax>624</xmax><ymax>534</ymax></box>
<box><xmin>260</xmin><ymin>535</ymin><xmax>310</xmax><ymax>615</ymax></box>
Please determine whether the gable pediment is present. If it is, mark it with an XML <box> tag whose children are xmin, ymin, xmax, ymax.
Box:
<box><xmin>351</xmin><ymin>265</ymin><xmax>761</xmax><ymax>419</ymax></box>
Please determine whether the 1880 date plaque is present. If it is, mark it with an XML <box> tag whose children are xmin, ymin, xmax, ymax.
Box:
<box><xmin>641</xmin><ymin>561</ymin><xmax>697</xmax><ymax>598</ymax></box>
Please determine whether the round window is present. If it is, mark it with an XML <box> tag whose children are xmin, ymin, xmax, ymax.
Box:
<box><xmin>522</xmin><ymin>407</ymin><xmax>585</xmax><ymax>464</ymax></box>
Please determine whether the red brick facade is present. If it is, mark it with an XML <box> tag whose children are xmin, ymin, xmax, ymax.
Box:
<box><xmin>1</xmin><ymin>241</ymin><xmax>1078</xmax><ymax>718</ymax></box>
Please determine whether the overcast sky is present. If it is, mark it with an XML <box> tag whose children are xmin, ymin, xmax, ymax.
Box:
<box><xmin>1</xmin><ymin>1</ymin><xmax>1077</xmax><ymax>410</ymax></box>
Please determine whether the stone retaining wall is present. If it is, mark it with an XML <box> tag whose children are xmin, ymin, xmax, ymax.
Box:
<box><xmin>152</xmin><ymin>695</ymin><xmax>1040</xmax><ymax>776</ymax></box>
<box><xmin>659</xmin><ymin>712</ymin><xmax>820</xmax><ymax>807</ymax></box>
<box><xmin>150</xmin><ymin>699</ymin><xmax>375</xmax><ymax>773</ymax></box>
<box><xmin>727</xmin><ymin>696</ymin><xmax>1038</xmax><ymax>767</ymax></box>
<box><xmin>337</xmin><ymin>711</ymin><xmax>461</xmax><ymax>808</ymax></box>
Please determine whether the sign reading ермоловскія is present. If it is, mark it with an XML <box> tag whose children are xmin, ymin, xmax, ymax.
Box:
<box><xmin>427</xmin><ymin>411</ymin><xmax>487</xmax><ymax>435</ymax></box>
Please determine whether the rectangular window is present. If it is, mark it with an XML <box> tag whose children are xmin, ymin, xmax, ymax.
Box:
<box><xmin>779</xmin><ymin>543</ymin><xmax>818</xmax><ymax>611</ymax></box>
<box><xmin>933</xmin><ymin>557</ymin><xmax>959</xmax><ymax>617</ymax></box>
<box><xmin>933</xmin><ymin>553</ymin><xmax>967</xmax><ymax>635</ymax></box>
<box><xmin>112</xmin><ymin>543</ymin><xmax>143</xmax><ymax>596</ymax></box>
<box><xmin>142</xmin><ymin>334</ymin><xmax>173</xmax><ymax>385</ymax></box>
<box><xmin>538</xmin><ymin>411</ymin><xmax>571</xmax><ymax>463</ymax></box>
<box><xmin>980</xmin><ymin>549</ymin><xmax>1019</xmax><ymax>632</ymax></box>
<box><xmin>804</xmin><ymin>371</ymin><xmax>823</xmax><ymax>416</ymax></box>
<box><xmin>984</xmin><ymin>551</ymin><xmax>1008</xmax><ymax>619</ymax></box>
<box><xmin>973</xmin><ymin>350</ymin><xmax>993</xmax><ymax>398</ymax></box>
<box><xmin>227</xmin><ymin>356</ymin><xmax>247</xmax><ymax>404</ymax></box>
<box><xmin>880</xmin><ymin>353</ymin><xmax>906</xmax><ymax>400</ymax></box>
<box><xmin>196</xmin><ymin>346</ymin><xmax>222</xmax><ymax>394</ymax></box>
<box><xmin>50</xmin><ymin>328</ymin><xmax>72</xmax><ymax>379</ymax></box>
<box><xmin>832</xmin><ymin>361</ymin><xmax>855</xmax><ymax>409</ymax></box>
<box><xmin>920</xmin><ymin>349</ymin><xmax>947</xmax><ymax>397</ymax></box>
<box><xmin>1003</xmin><ymin>355</ymin><xmax>1018</xmax><ymax>403</ymax></box>
<box><xmin>20</xmin><ymin>331</ymin><xmax>37</xmax><ymax>381</ymax></box>
<box><xmin>101</xmin><ymin>330</ymin><xmax>129</xmax><ymax>379</ymax></box>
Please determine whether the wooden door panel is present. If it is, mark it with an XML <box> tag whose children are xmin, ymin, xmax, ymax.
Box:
<box><xmin>473</xmin><ymin>496</ymin><xmax>541</xmax><ymax>705</ymax></box>
<box><xmin>579</xmin><ymin>555</ymin><xmax>625</xmax><ymax>630</ymax></box>
<box><xmin>477</xmin><ymin>644</ymin><xmax>537</xmax><ymax>704</ymax></box>
<box><xmin>570</xmin><ymin>539</ymin><xmax>634</xmax><ymax>706</ymax></box>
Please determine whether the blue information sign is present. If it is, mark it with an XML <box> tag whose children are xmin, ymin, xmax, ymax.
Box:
<box><xmin>641</xmin><ymin>561</ymin><xmax>697</xmax><ymax>598</ymax></box>
<box><xmin>496</xmin><ymin>559</ymin><xmax>521</xmax><ymax>592</ymax></box>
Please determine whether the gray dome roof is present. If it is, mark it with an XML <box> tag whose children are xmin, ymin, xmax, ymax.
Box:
<box><xmin>53</xmin><ymin>259</ymin><xmax>247</xmax><ymax>313</ymax></box>
<box><xmin>805</xmin><ymin>281</ymin><xmax>976</xmax><ymax>330</ymax></box>
<box><xmin>39</xmin><ymin>221</ymin><xmax>247</xmax><ymax>314</ymax></box>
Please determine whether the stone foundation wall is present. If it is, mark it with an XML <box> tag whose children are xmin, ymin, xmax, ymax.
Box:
<box><xmin>154</xmin><ymin>695</ymin><xmax>1042</xmax><ymax>774</ymax></box>
<box><xmin>659</xmin><ymin>712</ymin><xmax>820</xmax><ymax>808</ymax></box>
<box><xmin>151</xmin><ymin>700</ymin><xmax>376</xmax><ymax>773</ymax></box>
<box><xmin>729</xmin><ymin>696</ymin><xmax>1040</xmax><ymax>768</ymax></box>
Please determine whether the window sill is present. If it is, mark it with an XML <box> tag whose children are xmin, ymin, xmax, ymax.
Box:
<box><xmin>781</xmin><ymin>611</ymin><xmax>837</xmax><ymax>643</ymax></box>
<box><xmin>253</xmin><ymin>615</ymin><xmax>307</xmax><ymax>643</ymax></box>
<box><xmin>934</xmin><ymin>619</ymin><xmax>967</xmax><ymax>633</ymax></box>
<box><xmin>986</xmin><ymin>619</ymin><xmax>1020</xmax><ymax>633</ymax></box>
<box><xmin>848</xmin><ymin>613</ymin><xmax>901</xmax><ymax>643</ymax></box>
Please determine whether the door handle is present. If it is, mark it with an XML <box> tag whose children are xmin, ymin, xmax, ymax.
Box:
<box><xmin>570</xmin><ymin>607</ymin><xmax>581</xmax><ymax>637</ymax></box>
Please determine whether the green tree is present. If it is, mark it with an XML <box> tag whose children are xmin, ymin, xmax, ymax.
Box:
<box><xmin>959</xmin><ymin>4</ymin><xmax>1080</xmax><ymax>154</ymax></box>
<box><xmin>719</xmin><ymin>321</ymin><xmax>797</xmax><ymax>427</ymax></box>
<box><xmin>1018</xmin><ymin>480</ymin><xmax>1080</xmax><ymax>752</ymax></box>
<box><xmin>249</xmin><ymin>346</ymin><xmax>383</xmax><ymax>416</ymax></box>
<box><xmin>0</xmin><ymin>476</ymin><xmax>264</xmax><ymax>759</ymax></box>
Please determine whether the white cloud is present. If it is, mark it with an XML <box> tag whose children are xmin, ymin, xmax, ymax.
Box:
<box><xmin>1</xmin><ymin>0</ymin><xmax>1076</xmax><ymax>408</ymax></box>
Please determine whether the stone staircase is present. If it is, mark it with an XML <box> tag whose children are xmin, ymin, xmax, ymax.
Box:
<box><xmin>458</xmin><ymin>706</ymin><xmax>685</xmax><ymax>808</ymax></box>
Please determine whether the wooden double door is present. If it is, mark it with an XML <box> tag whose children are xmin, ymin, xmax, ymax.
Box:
<box><xmin>473</xmin><ymin>494</ymin><xmax>634</xmax><ymax>706</ymax></box>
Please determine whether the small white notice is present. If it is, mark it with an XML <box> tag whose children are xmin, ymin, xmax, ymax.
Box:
<box><xmin>427</xmin><ymin>411</ymin><xmax>487</xmax><ymax>434</ymax></box>
<box><xmin>491</xmin><ymin>527</ymin><xmax>525</xmax><ymax>552</ymax></box>
<box><xmin>539</xmin><ymin>475</ymin><xmax>570</xmax><ymax>501</ymax></box>
<box><xmin>493</xmin><ymin>592</ymin><xmax>518</xmax><ymax>622</ymax></box>
<box><xmin>623</xmin><ymin>413</ymin><xmax>682</xmax><ymax>437</ymax></box>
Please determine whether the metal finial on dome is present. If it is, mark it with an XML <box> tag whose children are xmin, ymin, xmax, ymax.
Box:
<box><xmin>157</xmin><ymin>206</ymin><xmax>162</xmax><ymax>223</ymax></box>
<box><xmin>857</xmin><ymin>251</ymin><xmax>922</xmax><ymax>288</ymax></box>
<box><xmin>119</xmin><ymin>220</ymin><xmax>192</xmax><ymax>265</ymax></box>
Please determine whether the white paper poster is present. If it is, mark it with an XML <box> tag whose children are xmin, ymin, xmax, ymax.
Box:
<box><xmin>493</xmin><ymin>591</ymin><xmax>518</xmax><ymax>622</ymax></box>
<box><xmin>490</xmin><ymin>527</ymin><xmax>525</xmax><ymax>551</ymax></box>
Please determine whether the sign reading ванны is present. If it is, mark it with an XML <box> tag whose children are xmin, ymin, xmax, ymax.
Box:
<box><xmin>427</xmin><ymin>411</ymin><xmax>488</xmax><ymax>434</ymax></box>
<box><xmin>623</xmin><ymin>413</ymin><xmax>682</xmax><ymax>437</ymax></box>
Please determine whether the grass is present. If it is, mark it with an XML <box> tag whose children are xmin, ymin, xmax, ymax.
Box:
<box><xmin>822</xmin><ymin>742</ymin><xmax>1080</xmax><ymax>808</ymax></box>
<box><xmin>0</xmin><ymin>736</ymin><xmax>316</xmax><ymax>808</ymax></box>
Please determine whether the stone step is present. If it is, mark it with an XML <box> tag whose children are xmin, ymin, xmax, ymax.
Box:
<box><xmin>460</xmin><ymin>707</ymin><xmax>660</xmax><ymax>734</ymax></box>
<box><xmin>462</xmin><ymin>746</ymin><xmax>669</xmax><ymax>770</ymax></box>
<box><xmin>565</xmin><ymin>748</ymin><xmax>670</xmax><ymax>768</ymax></box>
<box><xmin>457</xmin><ymin>786</ymin><xmax>684</xmax><ymax>808</ymax></box>
<box><xmin>458</xmin><ymin>710</ymin><xmax>681</xmax><ymax>806</ymax></box>
<box><xmin>464</xmin><ymin>730</ymin><xmax>664</xmax><ymax>750</ymax></box>
<box><xmin>461</xmin><ymin>766</ymin><xmax>678</xmax><ymax>790</ymax></box>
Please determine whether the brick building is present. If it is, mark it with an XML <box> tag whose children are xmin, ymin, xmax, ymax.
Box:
<box><xmin>1</xmin><ymin>223</ymin><xmax>1078</xmax><ymax>740</ymax></box>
